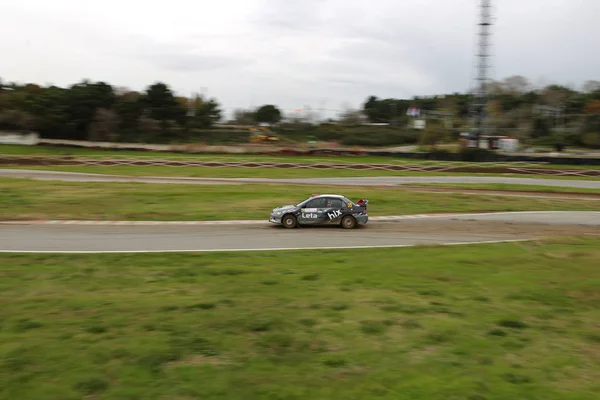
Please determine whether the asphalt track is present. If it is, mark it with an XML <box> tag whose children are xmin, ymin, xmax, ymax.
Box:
<box><xmin>2</xmin><ymin>169</ymin><xmax>599</xmax><ymax>253</ymax></box>
<box><xmin>1</xmin><ymin>168</ymin><xmax>600</xmax><ymax>189</ymax></box>
<box><xmin>2</xmin><ymin>212</ymin><xmax>599</xmax><ymax>253</ymax></box>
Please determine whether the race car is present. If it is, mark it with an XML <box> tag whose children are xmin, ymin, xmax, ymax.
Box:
<box><xmin>269</xmin><ymin>194</ymin><xmax>369</xmax><ymax>229</ymax></box>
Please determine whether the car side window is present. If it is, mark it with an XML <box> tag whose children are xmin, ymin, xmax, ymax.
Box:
<box><xmin>328</xmin><ymin>198</ymin><xmax>343</xmax><ymax>208</ymax></box>
<box><xmin>341</xmin><ymin>198</ymin><xmax>354</xmax><ymax>208</ymax></box>
<box><xmin>305</xmin><ymin>198</ymin><xmax>327</xmax><ymax>208</ymax></box>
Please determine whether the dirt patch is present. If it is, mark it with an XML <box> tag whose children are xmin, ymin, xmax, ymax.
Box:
<box><xmin>1</xmin><ymin>156</ymin><xmax>599</xmax><ymax>176</ymax></box>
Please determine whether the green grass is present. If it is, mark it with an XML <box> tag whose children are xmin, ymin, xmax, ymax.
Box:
<box><xmin>1</xmin><ymin>238</ymin><xmax>599</xmax><ymax>399</ymax></box>
<box><xmin>2</xmin><ymin>178</ymin><xmax>599</xmax><ymax>221</ymax></box>
<box><xmin>2</xmin><ymin>144</ymin><xmax>600</xmax><ymax>170</ymax></box>
<box><xmin>4</xmin><ymin>164</ymin><xmax>600</xmax><ymax>181</ymax></box>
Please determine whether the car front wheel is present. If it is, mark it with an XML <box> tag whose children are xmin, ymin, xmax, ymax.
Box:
<box><xmin>341</xmin><ymin>215</ymin><xmax>357</xmax><ymax>229</ymax></box>
<box><xmin>282</xmin><ymin>214</ymin><xmax>298</xmax><ymax>229</ymax></box>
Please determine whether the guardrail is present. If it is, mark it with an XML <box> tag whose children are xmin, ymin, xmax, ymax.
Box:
<box><xmin>1</xmin><ymin>155</ymin><xmax>599</xmax><ymax>177</ymax></box>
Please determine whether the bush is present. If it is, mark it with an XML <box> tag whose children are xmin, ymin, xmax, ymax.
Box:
<box><xmin>581</xmin><ymin>132</ymin><xmax>600</xmax><ymax>148</ymax></box>
<box><xmin>581</xmin><ymin>114</ymin><xmax>600</xmax><ymax>134</ymax></box>
<box><xmin>427</xmin><ymin>149</ymin><xmax>454</xmax><ymax>159</ymax></box>
<box><xmin>339</xmin><ymin>130</ymin><xmax>420</xmax><ymax>147</ymax></box>
<box><xmin>533</xmin><ymin>131</ymin><xmax>580</xmax><ymax>149</ymax></box>
<box><xmin>457</xmin><ymin>148</ymin><xmax>498</xmax><ymax>162</ymax></box>
<box><xmin>277</xmin><ymin>125</ymin><xmax>422</xmax><ymax>147</ymax></box>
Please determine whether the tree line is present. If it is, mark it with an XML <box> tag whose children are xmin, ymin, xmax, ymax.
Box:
<box><xmin>360</xmin><ymin>76</ymin><xmax>600</xmax><ymax>148</ymax></box>
<box><xmin>0</xmin><ymin>79</ymin><xmax>226</xmax><ymax>143</ymax></box>
<box><xmin>0</xmin><ymin>77</ymin><xmax>294</xmax><ymax>144</ymax></box>
<box><xmin>1</xmin><ymin>76</ymin><xmax>599</xmax><ymax>148</ymax></box>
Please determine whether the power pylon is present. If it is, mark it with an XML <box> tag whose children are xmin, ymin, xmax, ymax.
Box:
<box><xmin>470</xmin><ymin>0</ymin><xmax>493</xmax><ymax>139</ymax></box>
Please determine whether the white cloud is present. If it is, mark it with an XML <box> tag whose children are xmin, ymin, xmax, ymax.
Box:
<box><xmin>1</xmin><ymin>0</ymin><xmax>598</xmax><ymax>119</ymax></box>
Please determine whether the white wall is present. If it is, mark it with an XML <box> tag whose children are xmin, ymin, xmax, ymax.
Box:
<box><xmin>0</xmin><ymin>132</ymin><xmax>40</xmax><ymax>145</ymax></box>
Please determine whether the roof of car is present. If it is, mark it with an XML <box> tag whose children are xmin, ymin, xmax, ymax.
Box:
<box><xmin>309</xmin><ymin>194</ymin><xmax>346</xmax><ymax>199</ymax></box>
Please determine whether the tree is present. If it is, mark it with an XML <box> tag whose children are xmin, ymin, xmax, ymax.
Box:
<box><xmin>140</xmin><ymin>82</ymin><xmax>186</xmax><ymax>127</ymax></box>
<box><xmin>200</xmin><ymin>98</ymin><xmax>222</xmax><ymax>126</ymax></box>
<box><xmin>363</xmin><ymin>96</ymin><xmax>416</xmax><ymax>124</ymax></box>
<box><xmin>254</xmin><ymin>104</ymin><xmax>281</xmax><ymax>125</ymax></box>
<box><xmin>231</xmin><ymin>108</ymin><xmax>255</xmax><ymax>125</ymax></box>
<box><xmin>0</xmin><ymin>109</ymin><xmax>36</xmax><ymax>131</ymax></box>
<box><xmin>88</xmin><ymin>108</ymin><xmax>120</xmax><ymax>141</ymax></box>
<box><xmin>540</xmin><ymin>85</ymin><xmax>573</xmax><ymax>107</ymax></box>
<box><xmin>420</xmin><ymin>124</ymin><xmax>445</xmax><ymax>148</ymax></box>
<box><xmin>486</xmin><ymin>80</ymin><xmax>504</xmax><ymax>95</ymax></box>
<box><xmin>114</xmin><ymin>90</ymin><xmax>143</xmax><ymax>135</ymax></box>
<box><xmin>30</xmin><ymin>85</ymin><xmax>71</xmax><ymax>139</ymax></box>
<box><xmin>501</xmin><ymin>75</ymin><xmax>531</xmax><ymax>95</ymax></box>
<box><xmin>487</xmin><ymin>99</ymin><xmax>503</xmax><ymax>117</ymax></box>
<box><xmin>454</xmin><ymin>94</ymin><xmax>471</xmax><ymax>118</ymax></box>
<box><xmin>338</xmin><ymin>106</ymin><xmax>363</xmax><ymax>125</ymax></box>
<box><xmin>564</xmin><ymin>92</ymin><xmax>589</xmax><ymax>115</ymax></box>
<box><xmin>531</xmin><ymin>116</ymin><xmax>551</xmax><ymax>139</ymax></box>
<box><xmin>65</xmin><ymin>80</ymin><xmax>116</xmax><ymax>140</ymax></box>
<box><xmin>363</xmin><ymin>96</ymin><xmax>387</xmax><ymax>123</ymax></box>
<box><xmin>2</xmin><ymin>73</ymin><xmax>600</xmax><ymax>148</ymax></box>
<box><xmin>583</xmin><ymin>100</ymin><xmax>600</xmax><ymax>115</ymax></box>
<box><xmin>137</xmin><ymin>116</ymin><xmax>161</xmax><ymax>138</ymax></box>
<box><xmin>0</xmin><ymin>78</ymin><xmax>227</xmax><ymax>143</ymax></box>
<box><xmin>187</xmin><ymin>95</ymin><xmax>222</xmax><ymax>128</ymax></box>
<box><xmin>581</xmin><ymin>115</ymin><xmax>600</xmax><ymax>135</ymax></box>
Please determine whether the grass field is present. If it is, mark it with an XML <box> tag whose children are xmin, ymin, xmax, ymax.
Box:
<box><xmin>4</xmin><ymin>165</ymin><xmax>600</xmax><ymax>182</ymax></box>
<box><xmin>2</xmin><ymin>144</ymin><xmax>600</xmax><ymax>170</ymax></box>
<box><xmin>1</xmin><ymin>238</ymin><xmax>599</xmax><ymax>399</ymax></box>
<box><xmin>3</xmin><ymin>178</ymin><xmax>599</xmax><ymax>221</ymax></box>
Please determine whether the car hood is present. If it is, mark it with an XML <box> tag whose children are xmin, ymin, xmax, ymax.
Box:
<box><xmin>273</xmin><ymin>204</ymin><xmax>296</xmax><ymax>212</ymax></box>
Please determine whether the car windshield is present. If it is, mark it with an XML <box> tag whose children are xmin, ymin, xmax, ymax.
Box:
<box><xmin>295</xmin><ymin>197</ymin><xmax>312</xmax><ymax>207</ymax></box>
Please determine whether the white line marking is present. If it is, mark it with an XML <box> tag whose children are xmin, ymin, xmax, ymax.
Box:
<box><xmin>0</xmin><ymin>238</ymin><xmax>535</xmax><ymax>254</ymax></box>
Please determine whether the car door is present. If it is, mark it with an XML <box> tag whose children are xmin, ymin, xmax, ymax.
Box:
<box><xmin>323</xmin><ymin>197</ymin><xmax>345</xmax><ymax>223</ymax></box>
<box><xmin>298</xmin><ymin>197</ymin><xmax>328</xmax><ymax>224</ymax></box>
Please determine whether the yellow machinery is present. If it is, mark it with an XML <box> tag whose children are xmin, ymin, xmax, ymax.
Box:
<box><xmin>249</xmin><ymin>127</ymin><xmax>279</xmax><ymax>143</ymax></box>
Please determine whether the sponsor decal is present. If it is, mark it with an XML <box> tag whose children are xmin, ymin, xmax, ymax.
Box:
<box><xmin>302</xmin><ymin>208</ymin><xmax>318</xmax><ymax>212</ymax></box>
<box><xmin>327</xmin><ymin>209</ymin><xmax>342</xmax><ymax>220</ymax></box>
<box><xmin>302</xmin><ymin>213</ymin><xmax>318</xmax><ymax>219</ymax></box>
<box><xmin>347</xmin><ymin>202</ymin><xmax>353</xmax><ymax>208</ymax></box>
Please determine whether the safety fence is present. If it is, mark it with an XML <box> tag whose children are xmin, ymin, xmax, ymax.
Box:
<box><xmin>0</xmin><ymin>155</ymin><xmax>599</xmax><ymax>177</ymax></box>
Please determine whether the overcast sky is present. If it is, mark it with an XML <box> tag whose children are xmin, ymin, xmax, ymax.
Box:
<box><xmin>1</xmin><ymin>0</ymin><xmax>599</xmax><ymax>119</ymax></box>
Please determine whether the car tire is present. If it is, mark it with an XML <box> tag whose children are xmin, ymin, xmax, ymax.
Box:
<box><xmin>282</xmin><ymin>214</ymin><xmax>297</xmax><ymax>229</ymax></box>
<box><xmin>341</xmin><ymin>215</ymin><xmax>357</xmax><ymax>229</ymax></box>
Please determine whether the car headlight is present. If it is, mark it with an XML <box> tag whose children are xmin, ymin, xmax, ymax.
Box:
<box><xmin>275</xmin><ymin>212</ymin><xmax>282</xmax><ymax>216</ymax></box>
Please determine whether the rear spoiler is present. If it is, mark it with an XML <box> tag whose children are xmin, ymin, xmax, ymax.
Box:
<box><xmin>356</xmin><ymin>198</ymin><xmax>368</xmax><ymax>207</ymax></box>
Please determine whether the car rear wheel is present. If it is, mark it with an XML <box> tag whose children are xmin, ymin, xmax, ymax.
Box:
<box><xmin>282</xmin><ymin>214</ymin><xmax>297</xmax><ymax>229</ymax></box>
<box><xmin>341</xmin><ymin>215</ymin><xmax>357</xmax><ymax>229</ymax></box>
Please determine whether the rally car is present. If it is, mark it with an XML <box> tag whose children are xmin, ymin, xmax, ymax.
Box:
<box><xmin>269</xmin><ymin>194</ymin><xmax>368</xmax><ymax>229</ymax></box>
